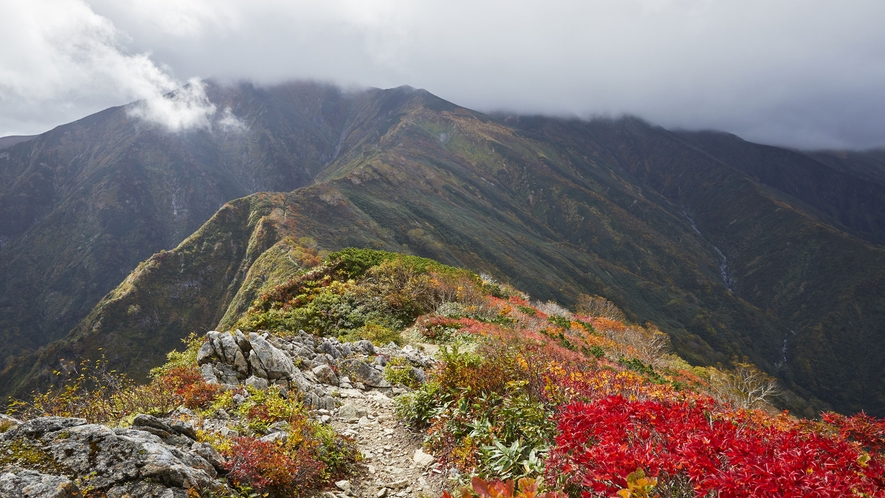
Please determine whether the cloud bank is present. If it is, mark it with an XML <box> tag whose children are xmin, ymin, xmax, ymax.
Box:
<box><xmin>0</xmin><ymin>0</ymin><xmax>232</xmax><ymax>134</ymax></box>
<box><xmin>3</xmin><ymin>0</ymin><xmax>885</xmax><ymax>149</ymax></box>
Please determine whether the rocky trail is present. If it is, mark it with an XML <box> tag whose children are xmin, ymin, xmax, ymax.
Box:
<box><xmin>327</xmin><ymin>387</ymin><xmax>446</xmax><ymax>498</ymax></box>
<box><xmin>200</xmin><ymin>329</ymin><xmax>451</xmax><ymax>497</ymax></box>
<box><xmin>0</xmin><ymin>330</ymin><xmax>452</xmax><ymax>497</ymax></box>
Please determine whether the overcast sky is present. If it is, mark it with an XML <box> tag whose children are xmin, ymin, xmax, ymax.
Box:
<box><xmin>2</xmin><ymin>0</ymin><xmax>884</xmax><ymax>149</ymax></box>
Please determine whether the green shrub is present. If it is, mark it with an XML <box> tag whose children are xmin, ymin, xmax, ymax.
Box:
<box><xmin>149</xmin><ymin>333</ymin><xmax>204</xmax><ymax>378</ymax></box>
<box><xmin>547</xmin><ymin>315</ymin><xmax>570</xmax><ymax>329</ymax></box>
<box><xmin>517</xmin><ymin>305</ymin><xmax>536</xmax><ymax>316</ymax></box>
<box><xmin>383</xmin><ymin>356</ymin><xmax>421</xmax><ymax>388</ymax></box>
<box><xmin>394</xmin><ymin>380</ymin><xmax>445</xmax><ymax>428</ymax></box>
<box><xmin>344</xmin><ymin>323</ymin><xmax>402</xmax><ymax>346</ymax></box>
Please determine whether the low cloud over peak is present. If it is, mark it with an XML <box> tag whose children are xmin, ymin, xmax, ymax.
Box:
<box><xmin>3</xmin><ymin>0</ymin><xmax>885</xmax><ymax>149</ymax></box>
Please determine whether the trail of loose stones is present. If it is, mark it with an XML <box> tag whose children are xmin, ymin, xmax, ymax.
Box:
<box><xmin>327</xmin><ymin>387</ymin><xmax>445</xmax><ymax>498</ymax></box>
<box><xmin>197</xmin><ymin>330</ymin><xmax>448</xmax><ymax>497</ymax></box>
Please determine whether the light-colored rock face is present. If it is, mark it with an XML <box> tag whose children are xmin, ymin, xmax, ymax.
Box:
<box><xmin>0</xmin><ymin>415</ymin><xmax>227</xmax><ymax>497</ymax></box>
<box><xmin>248</xmin><ymin>333</ymin><xmax>296</xmax><ymax>380</ymax></box>
<box><xmin>196</xmin><ymin>329</ymin><xmax>434</xmax><ymax>411</ymax></box>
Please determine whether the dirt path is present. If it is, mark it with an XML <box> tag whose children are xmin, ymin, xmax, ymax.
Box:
<box><xmin>326</xmin><ymin>387</ymin><xmax>447</xmax><ymax>498</ymax></box>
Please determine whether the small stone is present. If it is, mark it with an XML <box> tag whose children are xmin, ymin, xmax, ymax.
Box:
<box><xmin>377</xmin><ymin>488</ymin><xmax>388</xmax><ymax>497</ymax></box>
<box><xmin>386</xmin><ymin>479</ymin><xmax>408</xmax><ymax>490</ymax></box>
<box><xmin>337</xmin><ymin>403</ymin><xmax>366</xmax><ymax>422</ymax></box>
<box><xmin>335</xmin><ymin>480</ymin><xmax>352</xmax><ymax>492</ymax></box>
<box><xmin>312</xmin><ymin>364</ymin><xmax>339</xmax><ymax>386</ymax></box>
<box><xmin>245</xmin><ymin>375</ymin><xmax>269</xmax><ymax>390</ymax></box>
<box><xmin>413</xmin><ymin>448</ymin><xmax>435</xmax><ymax>467</ymax></box>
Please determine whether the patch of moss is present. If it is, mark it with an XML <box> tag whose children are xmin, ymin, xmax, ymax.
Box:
<box><xmin>0</xmin><ymin>439</ymin><xmax>68</xmax><ymax>474</ymax></box>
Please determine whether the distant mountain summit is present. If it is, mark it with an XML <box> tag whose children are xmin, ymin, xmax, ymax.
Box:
<box><xmin>1</xmin><ymin>81</ymin><xmax>884</xmax><ymax>417</ymax></box>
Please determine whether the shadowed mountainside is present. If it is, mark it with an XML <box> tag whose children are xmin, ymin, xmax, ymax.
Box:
<box><xmin>1</xmin><ymin>82</ymin><xmax>884</xmax><ymax>417</ymax></box>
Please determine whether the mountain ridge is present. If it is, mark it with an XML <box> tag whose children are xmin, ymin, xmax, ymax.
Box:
<box><xmin>1</xmin><ymin>81</ymin><xmax>884</xmax><ymax>417</ymax></box>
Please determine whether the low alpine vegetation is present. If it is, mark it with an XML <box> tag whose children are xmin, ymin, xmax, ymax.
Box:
<box><xmin>7</xmin><ymin>248</ymin><xmax>885</xmax><ymax>497</ymax></box>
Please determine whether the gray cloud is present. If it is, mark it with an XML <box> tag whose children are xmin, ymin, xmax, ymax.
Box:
<box><xmin>3</xmin><ymin>0</ymin><xmax>885</xmax><ymax>149</ymax></box>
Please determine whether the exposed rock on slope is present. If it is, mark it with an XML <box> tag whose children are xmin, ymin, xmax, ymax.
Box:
<box><xmin>1</xmin><ymin>329</ymin><xmax>445</xmax><ymax>497</ymax></box>
<box><xmin>197</xmin><ymin>329</ymin><xmax>434</xmax><ymax>411</ymax></box>
<box><xmin>0</xmin><ymin>415</ymin><xmax>226</xmax><ymax>497</ymax></box>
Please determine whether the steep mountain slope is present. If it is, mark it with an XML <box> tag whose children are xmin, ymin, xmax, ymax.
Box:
<box><xmin>0</xmin><ymin>82</ymin><xmax>368</xmax><ymax>364</ymax></box>
<box><xmin>675</xmin><ymin>131</ymin><xmax>885</xmax><ymax>245</ymax></box>
<box><xmin>511</xmin><ymin>118</ymin><xmax>885</xmax><ymax>413</ymax></box>
<box><xmin>2</xmin><ymin>82</ymin><xmax>884</xmax><ymax>417</ymax></box>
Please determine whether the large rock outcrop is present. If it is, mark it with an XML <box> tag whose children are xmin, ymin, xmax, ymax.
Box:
<box><xmin>196</xmin><ymin>330</ymin><xmax>435</xmax><ymax>412</ymax></box>
<box><xmin>0</xmin><ymin>416</ymin><xmax>228</xmax><ymax>497</ymax></box>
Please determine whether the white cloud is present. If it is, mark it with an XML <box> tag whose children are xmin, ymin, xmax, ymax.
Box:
<box><xmin>217</xmin><ymin>106</ymin><xmax>248</xmax><ymax>133</ymax></box>
<box><xmin>126</xmin><ymin>78</ymin><xmax>216</xmax><ymax>132</ymax></box>
<box><xmin>0</xmin><ymin>0</ymin><xmax>235</xmax><ymax>134</ymax></box>
<box><xmin>4</xmin><ymin>0</ymin><xmax>885</xmax><ymax>148</ymax></box>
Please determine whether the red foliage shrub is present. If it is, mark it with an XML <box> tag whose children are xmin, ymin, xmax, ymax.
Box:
<box><xmin>155</xmin><ymin>366</ymin><xmax>221</xmax><ymax>409</ymax></box>
<box><xmin>821</xmin><ymin>411</ymin><xmax>885</xmax><ymax>454</ymax></box>
<box><xmin>442</xmin><ymin>476</ymin><xmax>567</xmax><ymax>498</ymax></box>
<box><xmin>546</xmin><ymin>396</ymin><xmax>885</xmax><ymax>497</ymax></box>
<box><xmin>224</xmin><ymin>437</ymin><xmax>325</xmax><ymax>496</ymax></box>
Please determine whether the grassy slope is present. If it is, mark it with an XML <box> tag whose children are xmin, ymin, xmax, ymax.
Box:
<box><xmin>3</xmin><ymin>85</ymin><xmax>885</xmax><ymax>416</ymax></box>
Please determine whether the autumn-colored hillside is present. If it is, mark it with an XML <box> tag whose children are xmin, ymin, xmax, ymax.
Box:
<box><xmin>9</xmin><ymin>249</ymin><xmax>876</xmax><ymax>496</ymax></box>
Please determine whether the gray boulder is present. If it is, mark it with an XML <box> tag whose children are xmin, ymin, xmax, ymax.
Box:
<box><xmin>0</xmin><ymin>469</ymin><xmax>78</xmax><ymax>497</ymax></box>
<box><xmin>304</xmin><ymin>392</ymin><xmax>338</xmax><ymax>411</ymax></box>
<box><xmin>337</xmin><ymin>403</ymin><xmax>367</xmax><ymax>422</ymax></box>
<box><xmin>245</xmin><ymin>375</ymin><xmax>269</xmax><ymax>390</ymax></box>
<box><xmin>318</xmin><ymin>340</ymin><xmax>342</xmax><ymax>359</ymax></box>
<box><xmin>312</xmin><ymin>364</ymin><xmax>339</xmax><ymax>386</ymax></box>
<box><xmin>196</xmin><ymin>340</ymin><xmax>216</xmax><ymax>365</ymax></box>
<box><xmin>200</xmin><ymin>363</ymin><xmax>219</xmax><ymax>384</ymax></box>
<box><xmin>0</xmin><ymin>417</ymin><xmax>227</xmax><ymax>496</ymax></box>
<box><xmin>212</xmin><ymin>362</ymin><xmax>239</xmax><ymax>385</ymax></box>
<box><xmin>248</xmin><ymin>333</ymin><xmax>295</xmax><ymax>380</ymax></box>
<box><xmin>352</xmin><ymin>340</ymin><xmax>375</xmax><ymax>355</ymax></box>
<box><xmin>207</xmin><ymin>331</ymin><xmax>235</xmax><ymax>364</ymax></box>
<box><xmin>340</xmin><ymin>359</ymin><xmax>391</xmax><ymax>388</ymax></box>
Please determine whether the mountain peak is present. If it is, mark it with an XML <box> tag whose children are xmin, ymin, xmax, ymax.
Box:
<box><xmin>2</xmin><ymin>81</ymin><xmax>885</xmax><ymax>418</ymax></box>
